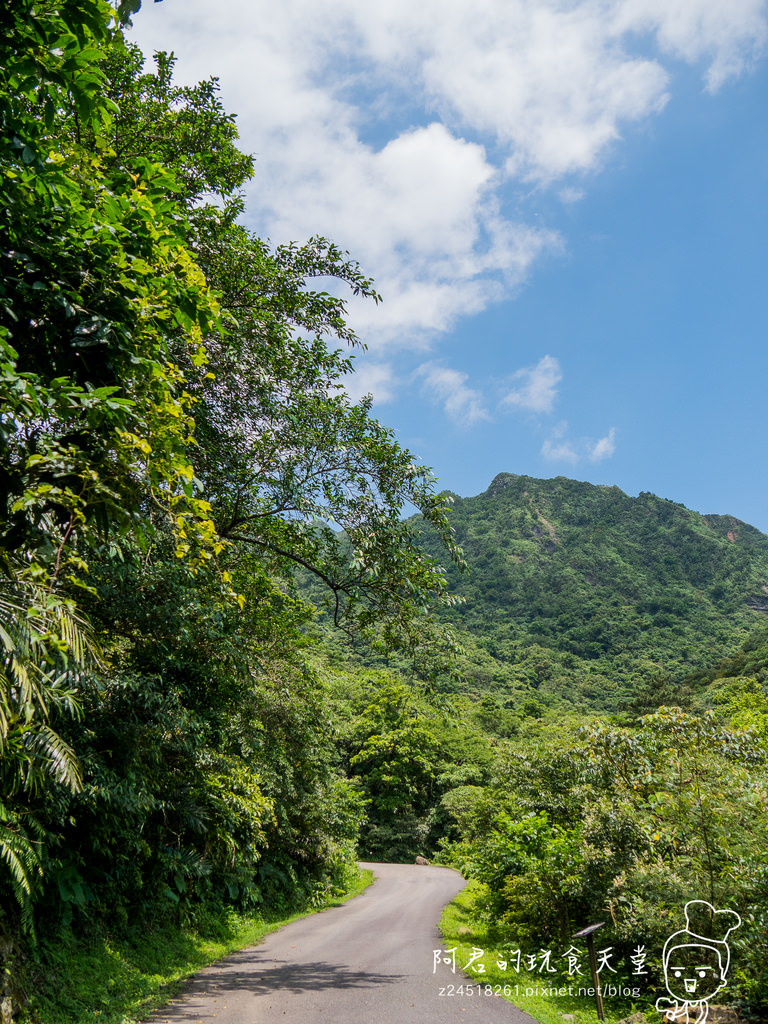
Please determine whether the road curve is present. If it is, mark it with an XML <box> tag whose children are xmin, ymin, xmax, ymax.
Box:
<box><xmin>145</xmin><ymin>863</ymin><xmax>540</xmax><ymax>1024</ymax></box>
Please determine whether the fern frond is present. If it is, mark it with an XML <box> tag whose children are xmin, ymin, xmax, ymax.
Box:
<box><xmin>26</xmin><ymin>725</ymin><xmax>83</xmax><ymax>793</ymax></box>
<box><xmin>0</xmin><ymin>573</ymin><xmax>97</xmax><ymax>793</ymax></box>
<box><xmin>0</xmin><ymin>809</ymin><xmax>43</xmax><ymax>936</ymax></box>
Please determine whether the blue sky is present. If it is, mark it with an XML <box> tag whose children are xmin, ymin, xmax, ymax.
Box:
<box><xmin>131</xmin><ymin>0</ymin><xmax>768</xmax><ymax>532</ymax></box>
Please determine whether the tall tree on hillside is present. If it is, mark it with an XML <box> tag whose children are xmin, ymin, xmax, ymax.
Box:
<box><xmin>0</xmin><ymin>0</ymin><xmax>462</xmax><ymax>939</ymax></box>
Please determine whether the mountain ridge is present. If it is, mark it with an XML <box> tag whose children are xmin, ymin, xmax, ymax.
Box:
<box><xmin>416</xmin><ymin>473</ymin><xmax>768</xmax><ymax>710</ymax></box>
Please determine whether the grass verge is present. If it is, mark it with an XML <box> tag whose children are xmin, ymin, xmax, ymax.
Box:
<box><xmin>21</xmin><ymin>867</ymin><xmax>373</xmax><ymax>1024</ymax></box>
<box><xmin>439</xmin><ymin>881</ymin><xmax>651</xmax><ymax>1024</ymax></box>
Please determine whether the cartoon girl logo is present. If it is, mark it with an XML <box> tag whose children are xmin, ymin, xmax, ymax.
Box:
<box><xmin>656</xmin><ymin>900</ymin><xmax>741</xmax><ymax>1024</ymax></box>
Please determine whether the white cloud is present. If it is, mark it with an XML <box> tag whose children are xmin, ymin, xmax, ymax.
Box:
<box><xmin>342</xmin><ymin>360</ymin><xmax>397</xmax><ymax>405</ymax></box>
<box><xmin>415</xmin><ymin>2</ymin><xmax>671</xmax><ymax>182</ymax></box>
<box><xmin>130</xmin><ymin>0</ymin><xmax>767</xmax><ymax>347</ymax></box>
<box><xmin>589</xmin><ymin>427</ymin><xmax>618</xmax><ymax>461</ymax></box>
<box><xmin>415</xmin><ymin>362</ymin><xmax>490</xmax><ymax>426</ymax></box>
<box><xmin>501</xmin><ymin>355</ymin><xmax>562</xmax><ymax>413</ymax></box>
<box><xmin>612</xmin><ymin>0</ymin><xmax>767</xmax><ymax>91</ymax></box>
<box><xmin>559</xmin><ymin>186</ymin><xmax>586</xmax><ymax>204</ymax></box>
<box><xmin>542</xmin><ymin>438</ymin><xmax>580</xmax><ymax>463</ymax></box>
<box><xmin>542</xmin><ymin>422</ymin><xmax>617</xmax><ymax>463</ymax></box>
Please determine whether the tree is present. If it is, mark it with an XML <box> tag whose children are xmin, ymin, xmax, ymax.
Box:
<box><xmin>340</xmin><ymin>679</ymin><xmax>459</xmax><ymax>861</ymax></box>
<box><xmin>445</xmin><ymin>710</ymin><xmax>768</xmax><ymax>1007</ymax></box>
<box><xmin>0</xmin><ymin>3</ymin><xmax>463</xmax><ymax>952</ymax></box>
<box><xmin>1</xmin><ymin>10</ymin><xmax>226</xmax><ymax>905</ymax></box>
<box><xmin>1</xmin><ymin>4</ymin><xmax>221</xmax><ymax>578</ymax></box>
<box><xmin>83</xmin><ymin>39</ymin><xmax>465</xmax><ymax>672</ymax></box>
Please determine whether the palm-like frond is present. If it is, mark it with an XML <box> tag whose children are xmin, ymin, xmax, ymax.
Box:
<box><xmin>0</xmin><ymin>574</ymin><xmax>99</xmax><ymax>793</ymax></box>
<box><xmin>0</xmin><ymin>800</ymin><xmax>43</xmax><ymax>934</ymax></box>
<box><xmin>22</xmin><ymin>723</ymin><xmax>83</xmax><ymax>793</ymax></box>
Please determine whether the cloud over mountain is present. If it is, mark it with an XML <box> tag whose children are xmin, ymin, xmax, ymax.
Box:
<box><xmin>132</xmin><ymin>0</ymin><xmax>767</xmax><ymax>351</ymax></box>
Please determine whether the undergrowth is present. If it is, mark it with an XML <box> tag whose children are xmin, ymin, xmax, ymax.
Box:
<box><xmin>18</xmin><ymin>868</ymin><xmax>373</xmax><ymax>1024</ymax></box>
<box><xmin>439</xmin><ymin>881</ymin><xmax>650</xmax><ymax>1024</ymax></box>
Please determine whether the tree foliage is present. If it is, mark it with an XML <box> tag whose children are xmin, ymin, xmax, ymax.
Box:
<box><xmin>417</xmin><ymin>474</ymin><xmax>768</xmax><ymax>709</ymax></box>
<box><xmin>328</xmin><ymin>673</ymin><xmax>492</xmax><ymax>862</ymax></box>
<box><xmin>445</xmin><ymin>707</ymin><xmax>768</xmax><ymax>1013</ymax></box>
<box><xmin>0</xmin><ymin>3</ymin><xmax>462</xmax><ymax>978</ymax></box>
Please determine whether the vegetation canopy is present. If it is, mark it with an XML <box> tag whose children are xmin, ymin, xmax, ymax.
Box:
<box><xmin>2</xmin><ymin>4</ymin><xmax>768</xmax><ymax>1023</ymax></box>
<box><xmin>0</xmin><ymin>5</ymin><xmax>462</xmax><ymax>1011</ymax></box>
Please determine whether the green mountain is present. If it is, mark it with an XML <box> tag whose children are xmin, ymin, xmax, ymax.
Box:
<box><xmin>418</xmin><ymin>473</ymin><xmax>768</xmax><ymax>711</ymax></box>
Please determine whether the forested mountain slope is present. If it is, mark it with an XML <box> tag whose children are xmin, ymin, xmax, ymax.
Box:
<box><xmin>417</xmin><ymin>473</ymin><xmax>768</xmax><ymax>710</ymax></box>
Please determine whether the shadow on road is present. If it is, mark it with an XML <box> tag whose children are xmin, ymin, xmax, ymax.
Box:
<box><xmin>145</xmin><ymin>955</ymin><xmax>404</xmax><ymax>1022</ymax></box>
<box><xmin>234</xmin><ymin>958</ymin><xmax>403</xmax><ymax>994</ymax></box>
<box><xmin>161</xmin><ymin>947</ymin><xmax>404</xmax><ymax>999</ymax></box>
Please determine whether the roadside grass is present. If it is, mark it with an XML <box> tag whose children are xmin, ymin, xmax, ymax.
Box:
<box><xmin>439</xmin><ymin>881</ymin><xmax>651</xmax><ymax>1024</ymax></box>
<box><xmin>21</xmin><ymin>868</ymin><xmax>373</xmax><ymax>1024</ymax></box>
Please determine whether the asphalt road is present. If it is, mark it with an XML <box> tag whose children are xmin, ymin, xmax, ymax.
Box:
<box><xmin>144</xmin><ymin>862</ymin><xmax>540</xmax><ymax>1024</ymax></box>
